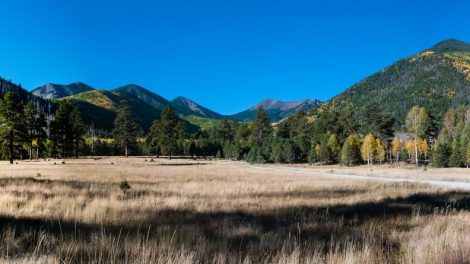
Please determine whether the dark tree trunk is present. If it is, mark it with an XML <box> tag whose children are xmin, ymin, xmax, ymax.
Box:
<box><xmin>8</xmin><ymin>130</ymin><xmax>13</xmax><ymax>164</ymax></box>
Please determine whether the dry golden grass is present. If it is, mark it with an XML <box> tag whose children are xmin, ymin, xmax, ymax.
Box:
<box><xmin>286</xmin><ymin>163</ymin><xmax>470</xmax><ymax>183</ymax></box>
<box><xmin>0</xmin><ymin>157</ymin><xmax>468</xmax><ymax>263</ymax></box>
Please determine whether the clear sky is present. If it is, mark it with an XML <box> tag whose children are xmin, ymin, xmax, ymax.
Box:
<box><xmin>1</xmin><ymin>0</ymin><xmax>469</xmax><ymax>114</ymax></box>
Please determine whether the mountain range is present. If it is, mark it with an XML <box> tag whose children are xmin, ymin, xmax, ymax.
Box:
<box><xmin>29</xmin><ymin>82</ymin><xmax>319</xmax><ymax>130</ymax></box>
<box><xmin>3</xmin><ymin>38</ymin><xmax>470</xmax><ymax>132</ymax></box>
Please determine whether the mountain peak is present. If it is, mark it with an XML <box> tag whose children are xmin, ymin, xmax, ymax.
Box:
<box><xmin>171</xmin><ymin>96</ymin><xmax>223</xmax><ymax>119</ymax></box>
<box><xmin>252</xmin><ymin>98</ymin><xmax>320</xmax><ymax>111</ymax></box>
<box><xmin>173</xmin><ymin>96</ymin><xmax>190</xmax><ymax>102</ymax></box>
<box><xmin>32</xmin><ymin>82</ymin><xmax>95</xmax><ymax>99</ymax></box>
<box><xmin>429</xmin><ymin>39</ymin><xmax>470</xmax><ymax>53</ymax></box>
<box><xmin>232</xmin><ymin>98</ymin><xmax>321</xmax><ymax>122</ymax></box>
<box><xmin>112</xmin><ymin>84</ymin><xmax>169</xmax><ymax>111</ymax></box>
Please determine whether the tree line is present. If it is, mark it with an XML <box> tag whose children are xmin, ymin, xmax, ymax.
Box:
<box><xmin>2</xmin><ymin>90</ymin><xmax>470</xmax><ymax>168</ymax></box>
<box><xmin>0</xmin><ymin>92</ymin><xmax>84</xmax><ymax>163</ymax></box>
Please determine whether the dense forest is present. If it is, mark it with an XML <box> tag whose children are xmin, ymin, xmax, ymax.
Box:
<box><xmin>1</xmin><ymin>88</ymin><xmax>470</xmax><ymax>168</ymax></box>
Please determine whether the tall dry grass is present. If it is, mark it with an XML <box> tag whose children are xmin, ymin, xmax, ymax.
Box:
<box><xmin>0</xmin><ymin>158</ymin><xmax>468</xmax><ymax>263</ymax></box>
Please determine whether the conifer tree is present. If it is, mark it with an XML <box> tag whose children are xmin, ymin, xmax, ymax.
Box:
<box><xmin>149</xmin><ymin>106</ymin><xmax>183</xmax><ymax>159</ymax></box>
<box><xmin>0</xmin><ymin>92</ymin><xmax>27</xmax><ymax>164</ymax></box>
<box><xmin>24</xmin><ymin>103</ymin><xmax>47</xmax><ymax>160</ymax></box>
<box><xmin>70</xmin><ymin>105</ymin><xmax>85</xmax><ymax>158</ymax></box>
<box><xmin>113</xmin><ymin>100</ymin><xmax>142</xmax><ymax>157</ymax></box>
<box><xmin>250</xmin><ymin>107</ymin><xmax>272</xmax><ymax>145</ymax></box>
<box><xmin>51</xmin><ymin>100</ymin><xmax>73</xmax><ymax>158</ymax></box>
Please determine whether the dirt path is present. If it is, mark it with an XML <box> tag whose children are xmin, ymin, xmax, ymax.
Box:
<box><xmin>250</xmin><ymin>165</ymin><xmax>470</xmax><ymax>190</ymax></box>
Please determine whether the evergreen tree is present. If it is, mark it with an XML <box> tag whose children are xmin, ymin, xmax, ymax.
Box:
<box><xmin>283</xmin><ymin>140</ymin><xmax>295</xmax><ymax>164</ymax></box>
<box><xmin>149</xmin><ymin>106</ymin><xmax>183</xmax><ymax>159</ymax></box>
<box><xmin>51</xmin><ymin>100</ymin><xmax>73</xmax><ymax>158</ymax></box>
<box><xmin>449</xmin><ymin>139</ymin><xmax>463</xmax><ymax>167</ymax></box>
<box><xmin>318</xmin><ymin>137</ymin><xmax>331</xmax><ymax>164</ymax></box>
<box><xmin>113</xmin><ymin>100</ymin><xmax>142</xmax><ymax>157</ymax></box>
<box><xmin>0</xmin><ymin>92</ymin><xmax>27</xmax><ymax>164</ymax></box>
<box><xmin>270</xmin><ymin>138</ymin><xmax>284</xmax><ymax>163</ymax></box>
<box><xmin>24</xmin><ymin>103</ymin><xmax>47</xmax><ymax>160</ymax></box>
<box><xmin>250</xmin><ymin>107</ymin><xmax>272</xmax><ymax>145</ymax></box>
<box><xmin>432</xmin><ymin>130</ymin><xmax>451</xmax><ymax>167</ymax></box>
<box><xmin>433</xmin><ymin>140</ymin><xmax>451</xmax><ymax>167</ymax></box>
<box><xmin>70</xmin><ymin>105</ymin><xmax>85</xmax><ymax>158</ymax></box>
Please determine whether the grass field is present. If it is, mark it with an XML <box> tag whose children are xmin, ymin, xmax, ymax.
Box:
<box><xmin>0</xmin><ymin>158</ymin><xmax>469</xmax><ymax>263</ymax></box>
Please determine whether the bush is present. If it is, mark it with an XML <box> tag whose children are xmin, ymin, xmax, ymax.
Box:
<box><xmin>119</xmin><ymin>180</ymin><xmax>131</xmax><ymax>193</ymax></box>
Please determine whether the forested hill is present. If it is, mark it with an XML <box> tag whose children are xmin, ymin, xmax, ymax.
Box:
<box><xmin>0</xmin><ymin>78</ymin><xmax>52</xmax><ymax>113</ymax></box>
<box><xmin>326</xmin><ymin>39</ymin><xmax>470</xmax><ymax>129</ymax></box>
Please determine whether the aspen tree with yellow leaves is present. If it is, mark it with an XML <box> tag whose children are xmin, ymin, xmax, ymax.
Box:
<box><xmin>375</xmin><ymin>138</ymin><xmax>386</xmax><ymax>164</ymax></box>
<box><xmin>361</xmin><ymin>134</ymin><xmax>376</xmax><ymax>166</ymax></box>
<box><xmin>391</xmin><ymin>137</ymin><xmax>403</xmax><ymax>165</ymax></box>
<box><xmin>405</xmin><ymin>106</ymin><xmax>429</xmax><ymax>167</ymax></box>
<box><xmin>419</xmin><ymin>138</ymin><xmax>429</xmax><ymax>164</ymax></box>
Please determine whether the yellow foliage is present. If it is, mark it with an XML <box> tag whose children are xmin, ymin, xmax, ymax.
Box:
<box><xmin>391</xmin><ymin>138</ymin><xmax>402</xmax><ymax>155</ymax></box>
<box><xmin>409</xmin><ymin>51</ymin><xmax>434</xmax><ymax>62</ymax></box>
<box><xmin>419</xmin><ymin>139</ymin><xmax>429</xmax><ymax>156</ymax></box>
<box><xmin>315</xmin><ymin>144</ymin><xmax>321</xmax><ymax>157</ymax></box>
<box><xmin>375</xmin><ymin>138</ymin><xmax>386</xmax><ymax>162</ymax></box>
<box><xmin>452</xmin><ymin>59</ymin><xmax>470</xmax><ymax>80</ymax></box>
<box><xmin>361</xmin><ymin>134</ymin><xmax>376</xmax><ymax>165</ymax></box>
<box><xmin>405</xmin><ymin>140</ymin><xmax>415</xmax><ymax>154</ymax></box>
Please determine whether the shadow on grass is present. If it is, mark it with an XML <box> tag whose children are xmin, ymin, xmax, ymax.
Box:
<box><xmin>1</xmin><ymin>191</ymin><xmax>469</xmax><ymax>261</ymax></box>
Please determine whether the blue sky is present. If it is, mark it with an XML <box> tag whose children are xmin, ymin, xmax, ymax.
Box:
<box><xmin>1</xmin><ymin>0</ymin><xmax>469</xmax><ymax>114</ymax></box>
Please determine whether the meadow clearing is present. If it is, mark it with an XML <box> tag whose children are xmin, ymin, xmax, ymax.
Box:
<box><xmin>0</xmin><ymin>157</ymin><xmax>468</xmax><ymax>263</ymax></box>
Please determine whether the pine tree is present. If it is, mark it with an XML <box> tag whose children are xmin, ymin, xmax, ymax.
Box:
<box><xmin>270</xmin><ymin>138</ymin><xmax>284</xmax><ymax>163</ymax></box>
<box><xmin>149</xmin><ymin>106</ymin><xmax>183</xmax><ymax>159</ymax></box>
<box><xmin>251</xmin><ymin>107</ymin><xmax>272</xmax><ymax>145</ymax></box>
<box><xmin>319</xmin><ymin>137</ymin><xmax>332</xmax><ymax>164</ymax></box>
<box><xmin>70</xmin><ymin>105</ymin><xmax>85</xmax><ymax>158</ymax></box>
<box><xmin>0</xmin><ymin>92</ymin><xmax>27</xmax><ymax>164</ymax></box>
<box><xmin>283</xmin><ymin>140</ymin><xmax>295</xmax><ymax>164</ymax></box>
<box><xmin>24</xmin><ymin>103</ymin><xmax>47</xmax><ymax>160</ymax></box>
<box><xmin>113</xmin><ymin>100</ymin><xmax>142</xmax><ymax>157</ymax></box>
<box><xmin>433</xmin><ymin>140</ymin><xmax>451</xmax><ymax>167</ymax></box>
<box><xmin>51</xmin><ymin>100</ymin><xmax>73</xmax><ymax>158</ymax></box>
<box><xmin>449</xmin><ymin>139</ymin><xmax>463</xmax><ymax>167</ymax></box>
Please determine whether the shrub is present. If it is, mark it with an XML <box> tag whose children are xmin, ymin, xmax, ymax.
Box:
<box><xmin>119</xmin><ymin>180</ymin><xmax>131</xmax><ymax>193</ymax></box>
